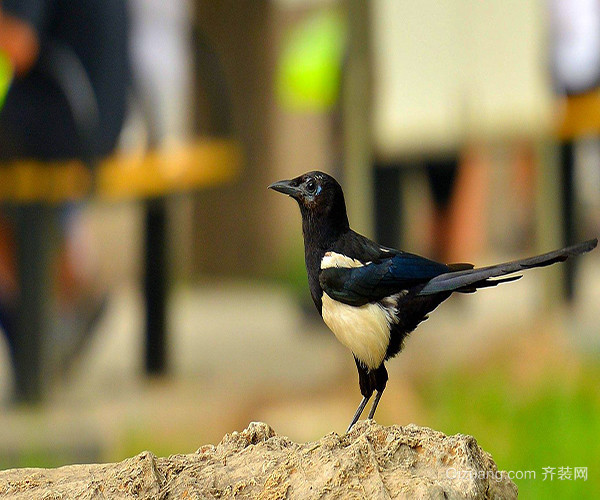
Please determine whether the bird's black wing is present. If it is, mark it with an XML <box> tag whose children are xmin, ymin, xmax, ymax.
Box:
<box><xmin>320</xmin><ymin>238</ymin><xmax>598</xmax><ymax>305</ymax></box>
<box><xmin>319</xmin><ymin>251</ymin><xmax>451</xmax><ymax>306</ymax></box>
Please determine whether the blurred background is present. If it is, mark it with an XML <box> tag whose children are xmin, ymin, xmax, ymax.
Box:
<box><xmin>0</xmin><ymin>0</ymin><xmax>599</xmax><ymax>498</ymax></box>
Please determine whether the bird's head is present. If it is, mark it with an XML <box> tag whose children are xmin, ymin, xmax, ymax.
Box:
<box><xmin>269</xmin><ymin>171</ymin><xmax>349</xmax><ymax>237</ymax></box>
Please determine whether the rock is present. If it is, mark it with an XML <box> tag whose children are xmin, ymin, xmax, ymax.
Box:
<box><xmin>0</xmin><ymin>421</ymin><xmax>517</xmax><ymax>499</ymax></box>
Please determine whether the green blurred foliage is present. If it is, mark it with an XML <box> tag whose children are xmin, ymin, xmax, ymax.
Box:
<box><xmin>418</xmin><ymin>356</ymin><xmax>600</xmax><ymax>499</ymax></box>
<box><xmin>269</xmin><ymin>237</ymin><xmax>309</xmax><ymax>297</ymax></box>
<box><xmin>0</xmin><ymin>51</ymin><xmax>12</xmax><ymax>110</ymax></box>
<box><xmin>276</xmin><ymin>9</ymin><xmax>346</xmax><ymax>112</ymax></box>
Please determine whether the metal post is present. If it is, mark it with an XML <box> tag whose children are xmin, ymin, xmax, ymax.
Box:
<box><xmin>143</xmin><ymin>199</ymin><xmax>168</xmax><ymax>374</ymax></box>
<box><xmin>13</xmin><ymin>205</ymin><xmax>56</xmax><ymax>402</ymax></box>
<box><xmin>535</xmin><ymin>140</ymin><xmax>565</xmax><ymax>306</ymax></box>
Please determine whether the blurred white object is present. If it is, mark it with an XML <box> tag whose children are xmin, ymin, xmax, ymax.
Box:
<box><xmin>550</xmin><ymin>0</ymin><xmax>600</xmax><ymax>95</ymax></box>
<box><xmin>129</xmin><ymin>0</ymin><xmax>194</xmax><ymax>143</ymax></box>
<box><xmin>371</xmin><ymin>0</ymin><xmax>554</xmax><ymax>158</ymax></box>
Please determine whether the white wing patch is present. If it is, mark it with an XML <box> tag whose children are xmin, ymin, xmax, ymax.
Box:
<box><xmin>320</xmin><ymin>251</ymin><xmax>365</xmax><ymax>269</ymax></box>
<box><xmin>321</xmin><ymin>292</ymin><xmax>401</xmax><ymax>370</ymax></box>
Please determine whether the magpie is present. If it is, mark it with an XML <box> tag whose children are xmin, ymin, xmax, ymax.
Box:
<box><xmin>269</xmin><ymin>171</ymin><xmax>597</xmax><ymax>432</ymax></box>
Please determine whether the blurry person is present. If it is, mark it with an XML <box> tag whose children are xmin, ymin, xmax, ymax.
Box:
<box><xmin>424</xmin><ymin>157</ymin><xmax>460</xmax><ymax>262</ymax></box>
<box><xmin>0</xmin><ymin>0</ymin><xmax>130</xmax><ymax>372</ymax></box>
<box><xmin>375</xmin><ymin>151</ymin><xmax>490</xmax><ymax>266</ymax></box>
<box><xmin>0</xmin><ymin>0</ymin><xmax>130</xmax><ymax>159</ymax></box>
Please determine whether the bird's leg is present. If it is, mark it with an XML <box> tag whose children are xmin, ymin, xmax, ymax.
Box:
<box><xmin>347</xmin><ymin>357</ymin><xmax>375</xmax><ymax>432</ymax></box>
<box><xmin>367</xmin><ymin>364</ymin><xmax>388</xmax><ymax>422</ymax></box>
<box><xmin>347</xmin><ymin>395</ymin><xmax>370</xmax><ymax>432</ymax></box>
<box><xmin>367</xmin><ymin>390</ymin><xmax>383</xmax><ymax>419</ymax></box>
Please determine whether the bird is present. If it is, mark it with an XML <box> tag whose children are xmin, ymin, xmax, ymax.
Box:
<box><xmin>268</xmin><ymin>170</ymin><xmax>598</xmax><ymax>432</ymax></box>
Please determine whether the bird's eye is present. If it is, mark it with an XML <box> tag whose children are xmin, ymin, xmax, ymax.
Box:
<box><xmin>306</xmin><ymin>179</ymin><xmax>317</xmax><ymax>194</ymax></box>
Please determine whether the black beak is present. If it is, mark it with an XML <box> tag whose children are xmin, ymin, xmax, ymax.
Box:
<box><xmin>268</xmin><ymin>179</ymin><xmax>302</xmax><ymax>198</ymax></box>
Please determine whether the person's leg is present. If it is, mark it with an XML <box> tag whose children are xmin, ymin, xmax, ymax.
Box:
<box><xmin>425</xmin><ymin>156</ymin><xmax>459</xmax><ymax>261</ymax></box>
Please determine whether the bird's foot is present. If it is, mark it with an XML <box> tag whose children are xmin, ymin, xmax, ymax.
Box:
<box><xmin>346</xmin><ymin>395</ymin><xmax>370</xmax><ymax>433</ymax></box>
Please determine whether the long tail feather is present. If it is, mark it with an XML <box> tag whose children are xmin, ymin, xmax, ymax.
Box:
<box><xmin>418</xmin><ymin>239</ymin><xmax>598</xmax><ymax>296</ymax></box>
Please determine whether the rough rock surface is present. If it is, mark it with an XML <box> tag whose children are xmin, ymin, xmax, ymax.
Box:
<box><xmin>0</xmin><ymin>420</ymin><xmax>517</xmax><ymax>499</ymax></box>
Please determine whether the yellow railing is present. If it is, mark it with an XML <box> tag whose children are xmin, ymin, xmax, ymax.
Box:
<box><xmin>557</xmin><ymin>90</ymin><xmax>600</xmax><ymax>141</ymax></box>
<box><xmin>0</xmin><ymin>138</ymin><xmax>242</xmax><ymax>203</ymax></box>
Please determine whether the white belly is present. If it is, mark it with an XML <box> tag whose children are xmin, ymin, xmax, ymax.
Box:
<box><xmin>321</xmin><ymin>292</ymin><xmax>392</xmax><ymax>370</ymax></box>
